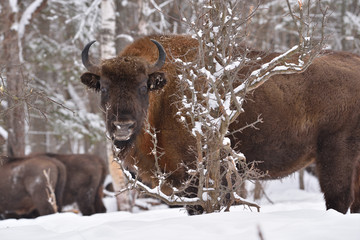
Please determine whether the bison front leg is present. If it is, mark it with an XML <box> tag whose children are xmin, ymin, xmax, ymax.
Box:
<box><xmin>77</xmin><ymin>188</ymin><xmax>96</xmax><ymax>216</ymax></box>
<box><xmin>316</xmin><ymin>132</ymin><xmax>358</xmax><ymax>214</ymax></box>
<box><xmin>351</xmin><ymin>161</ymin><xmax>360</xmax><ymax>213</ymax></box>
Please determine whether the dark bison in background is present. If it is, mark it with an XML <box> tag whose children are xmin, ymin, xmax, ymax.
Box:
<box><xmin>0</xmin><ymin>155</ymin><xmax>66</xmax><ymax>219</ymax></box>
<box><xmin>36</xmin><ymin>153</ymin><xmax>107</xmax><ymax>215</ymax></box>
<box><xmin>80</xmin><ymin>34</ymin><xmax>360</xmax><ymax>214</ymax></box>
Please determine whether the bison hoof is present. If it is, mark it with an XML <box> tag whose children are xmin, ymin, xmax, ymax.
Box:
<box><xmin>185</xmin><ymin>205</ymin><xmax>204</xmax><ymax>215</ymax></box>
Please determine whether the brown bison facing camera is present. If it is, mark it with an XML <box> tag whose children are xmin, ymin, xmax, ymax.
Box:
<box><xmin>80</xmin><ymin>35</ymin><xmax>360</xmax><ymax>214</ymax></box>
<box><xmin>38</xmin><ymin>153</ymin><xmax>107</xmax><ymax>215</ymax></box>
<box><xmin>0</xmin><ymin>155</ymin><xmax>66</xmax><ymax>219</ymax></box>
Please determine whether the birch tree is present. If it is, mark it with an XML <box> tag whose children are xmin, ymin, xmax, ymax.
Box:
<box><xmin>2</xmin><ymin>0</ymin><xmax>26</xmax><ymax>157</ymax></box>
<box><xmin>100</xmin><ymin>0</ymin><xmax>133</xmax><ymax>211</ymax></box>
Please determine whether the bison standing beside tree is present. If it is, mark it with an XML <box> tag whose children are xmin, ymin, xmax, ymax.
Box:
<box><xmin>0</xmin><ymin>155</ymin><xmax>66</xmax><ymax>219</ymax></box>
<box><xmin>80</xmin><ymin>33</ymin><xmax>360</xmax><ymax>214</ymax></box>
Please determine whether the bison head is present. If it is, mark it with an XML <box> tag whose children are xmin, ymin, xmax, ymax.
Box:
<box><xmin>80</xmin><ymin>40</ymin><xmax>167</xmax><ymax>153</ymax></box>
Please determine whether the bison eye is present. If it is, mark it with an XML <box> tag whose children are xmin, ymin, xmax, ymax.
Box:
<box><xmin>100</xmin><ymin>87</ymin><xmax>109</xmax><ymax>103</ymax></box>
<box><xmin>139</xmin><ymin>85</ymin><xmax>148</xmax><ymax>95</ymax></box>
<box><xmin>100</xmin><ymin>87</ymin><xmax>108</xmax><ymax>95</ymax></box>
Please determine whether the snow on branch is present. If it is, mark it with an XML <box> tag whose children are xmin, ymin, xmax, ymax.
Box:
<box><xmin>12</xmin><ymin>0</ymin><xmax>47</xmax><ymax>63</ymax></box>
<box><xmin>43</xmin><ymin>168</ymin><xmax>58</xmax><ymax>213</ymax></box>
<box><xmin>245</xmin><ymin>41</ymin><xmax>317</xmax><ymax>92</ymax></box>
<box><xmin>66</xmin><ymin>0</ymin><xmax>102</xmax><ymax>41</ymax></box>
<box><xmin>17</xmin><ymin>0</ymin><xmax>46</xmax><ymax>39</ymax></box>
<box><xmin>9</xmin><ymin>0</ymin><xmax>19</xmax><ymax>13</ymax></box>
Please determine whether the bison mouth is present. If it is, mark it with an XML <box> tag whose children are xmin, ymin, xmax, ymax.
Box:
<box><xmin>110</xmin><ymin>120</ymin><xmax>137</xmax><ymax>154</ymax></box>
<box><xmin>112</xmin><ymin>120</ymin><xmax>136</xmax><ymax>140</ymax></box>
<box><xmin>113</xmin><ymin>129</ymin><xmax>132</xmax><ymax>141</ymax></box>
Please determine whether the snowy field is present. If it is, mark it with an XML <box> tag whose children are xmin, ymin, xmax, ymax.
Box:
<box><xmin>1</xmin><ymin>171</ymin><xmax>359</xmax><ymax>240</ymax></box>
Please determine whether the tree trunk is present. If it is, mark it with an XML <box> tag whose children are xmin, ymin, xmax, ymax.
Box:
<box><xmin>101</xmin><ymin>0</ymin><xmax>132</xmax><ymax>211</ymax></box>
<box><xmin>206</xmin><ymin>141</ymin><xmax>221</xmax><ymax>213</ymax></box>
<box><xmin>253</xmin><ymin>180</ymin><xmax>262</xmax><ymax>200</ymax></box>
<box><xmin>340</xmin><ymin>0</ymin><xmax>347</xmax><ymax>50</ymax></box>
<box><xmin>2</xmin><ymin>1</ymin><xmax>25</xmax><ymax>157</ymax></box>
<box><xmin>299</xmin><ymin>169</ymin><xmax>305</xmax><ymax>190</ymax></box>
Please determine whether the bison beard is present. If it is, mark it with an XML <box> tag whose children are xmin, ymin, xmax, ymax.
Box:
<box><xmin>113</xmin><ymin>138</ymin><xmax>134</xmax><ymax>156</ymax></box>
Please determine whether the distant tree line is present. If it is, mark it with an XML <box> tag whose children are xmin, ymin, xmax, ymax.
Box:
<box><xmin>0</xmin><ymin>0</ymin><xmax>358</xmax><ymax>176</ymax></box>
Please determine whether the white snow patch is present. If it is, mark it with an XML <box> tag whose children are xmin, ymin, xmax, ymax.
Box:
<box><xmin>224</xmin><ymin>61</ymin><xmax>241</xmax><ymax>71</ymax></box>
<box><xmin>0</xmin><ymin>172</ymin><xmax>359</xmax><ymax>240</ymax></box>
<box><xmin>0</xmin><ymin>125</ymin><xmax>8</xmax><ymax>139</ymax></box>
<box><xmin>9</xmin><ymin>0</ymin><xmax>18</xmax><ymax>12</ymax></box>
<box><xmin>116</xmin><ymin>34</ymin><xmax>134</xmax><ymax>42</ymax></box>
<box><xmin>223</xmin><ymin>137</ymin><xmax>231</xmax><ymax>146</ymax></box>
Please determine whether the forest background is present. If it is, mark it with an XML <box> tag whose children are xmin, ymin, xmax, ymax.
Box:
<box><xmin>0</xmin><ymin>0</ymin><xmax>359</xmax><ymax>175</ymax></box>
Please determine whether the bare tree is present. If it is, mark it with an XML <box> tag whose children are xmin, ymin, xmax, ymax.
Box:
<box><xmin>0</xmin><ymin>0</ymin><xmax>48</xmax><ymax>157</ymax></box>
<box><xmin>178</xmin><ymin>0</ymin><xmax>326</xmax><ymax>213</ymax></box>
<box><xmin>100</xmin><ymin>0</ymin><xmax>134</xmax><ymax>211</ymax></box>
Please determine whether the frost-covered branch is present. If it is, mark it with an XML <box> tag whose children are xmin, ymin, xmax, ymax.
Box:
<box><xmin>65</xmin><ymin>0</ymin><xmax>102</xmax><ymax>41</ymax></box>
<box><xmin>43</xmin><ymin>168</ymin><xmax>58</xmax><ymax>213</ymax></box>
<box><xmin>172</xmin><ymin>0</ymin><xmax>326</xmax><ymax>214</ymax></box>
<box><xmin>14</xmin><ymin>0</ymin><xmax>47</xmax><ymax>63</ymax></box>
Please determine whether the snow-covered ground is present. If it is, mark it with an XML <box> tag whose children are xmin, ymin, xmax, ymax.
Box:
<box><xmin>1</xmin><ymin>171</ymin><xmax>359</xmax><ymax>240</ymax></box>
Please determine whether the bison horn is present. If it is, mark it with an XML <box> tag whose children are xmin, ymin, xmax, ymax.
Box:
<box><xmin>149</xmin><ymin>39</ymin><xmax>166</xmax><ymax>74</ymax></box>
<box><xmin>81</xmin><ymin>40</ymin><xmax>101</xmax><ymax>75</ymax></box>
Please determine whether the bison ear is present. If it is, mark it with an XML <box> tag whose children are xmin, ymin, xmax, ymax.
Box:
<box><xmin>148</xmin><ymin>72</ymin><xmax>167</xmax><ymax>91</ymax></box>
<box><xmin>81</xmin><ymin>72</ymin><xmax>101</xmax><ymax>91</ymax></box>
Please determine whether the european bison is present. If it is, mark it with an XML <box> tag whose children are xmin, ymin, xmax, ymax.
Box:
<box><xmin>80</xmin><ymin>34</ymin><xmax>360</xmax><ymax>214</ymax></box>
<box><xmin>38</xmin><ymin>153</ymin><xmax>107</xmax><ymax>215</ymax></box>
<box><xmin>0</xmin><ymin>155</ymin><xmax>66</xmax><ymax>219</ymax></box>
